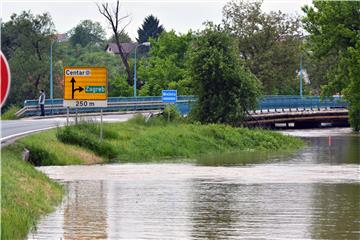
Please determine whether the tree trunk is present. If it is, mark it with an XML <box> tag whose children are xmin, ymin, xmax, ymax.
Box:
<box><xmin>115</xmin><ymin>38</ymin><xmax>132</xmax><ymax>85</ymax></box>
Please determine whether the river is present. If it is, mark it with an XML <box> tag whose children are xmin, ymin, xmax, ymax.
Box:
<box><xmin>28</xmin><ymin>128</ymin><xmax>359</xmax><ymax>240</ymax></box>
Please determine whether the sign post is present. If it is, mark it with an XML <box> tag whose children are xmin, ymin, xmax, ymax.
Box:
<box><xmin>63</xmin><ymin>66</ymin><xmax>107</xmax><ymax>131</ymax></box>
<box><xmin>63</xmin><ymin>67</ymin><xmax>108</xmax><ymax>107</ymax></box>
<box><xmin>1</xmin><ymin>52</ymin><xmax>11</xmax><ymax>108</ymax></box>
<box><xmin>162</xmin><ymin>90</ymin><xmax>177</xmax><ymax>122</ymax></box>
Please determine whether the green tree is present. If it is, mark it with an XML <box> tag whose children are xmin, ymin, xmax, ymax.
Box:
<box><xmin>1</xmin><ymin>11</ymin><xmax>56</xmax><ymax>106</ymax></box>
<box><xmin>57</xmin><ymin>43</ymin><xmax>132</xmax><ymax>97</ymax></box>
<box><xmin>188</xmin><ymin>24</ymin><xmax>261</xmax><ymax>125</ymax></box>
<box><xmin>108</xmin><ymin>31</ymin><xmax>132</xmax><ymax>43</ymax></box>
<box><xmin>302</xmin><ymin>1</ymin><xmax>360</xmax><ymax>131</ymax></box>
<box><xmin>137</xmin><ymin>15</ymin><xmax>164</xmax><ymax>43</ymax></box>
<box><xmin>223</xmin><ymin>0</ymin><xmax>303</xmax><ymax>95</ymax></box>
<box><xmin>69</xmin><ymin>20</ymin><xmax>106</xmax><ymax>47</ymax></box>
<box><xmin>137</xmin><ymin>31</ymin><xmax>193</xmax><ymax>96</ymax></box>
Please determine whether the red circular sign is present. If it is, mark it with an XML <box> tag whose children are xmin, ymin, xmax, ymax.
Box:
<box><xmin>1</xmin><ymin>52</ymin><xmax>11</xmax><ymax>108</ymax></box>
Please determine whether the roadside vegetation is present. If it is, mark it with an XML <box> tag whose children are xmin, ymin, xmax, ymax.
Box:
<box><xmin>1</xmin><ymin>105</ymin><xmax>20</xmax><ymax>120</ymax></box>
<box><xmin>1</xmin><ymin>145</ymin><xmax>63</xmax><ymax>240</ymax></box>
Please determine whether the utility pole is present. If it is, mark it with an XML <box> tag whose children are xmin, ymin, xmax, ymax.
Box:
<box><xmin>50</xmin><ymin>41</ymin><xmax>54</xmax><ymax>114</ymax></box>
<box><xmin>300</xmin><ymin>55</ymin><xmax>303</xmax><ymax>98</ymax></box>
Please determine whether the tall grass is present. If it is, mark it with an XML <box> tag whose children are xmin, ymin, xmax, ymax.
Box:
<box><xmin>17</xmin><ymin>116</ymin><xmax>304</xmax><ymax>165</ymax></box>
<box><xmin>56</xmin><ymin>125</ymin><xmax>117</xmax><ymax>160</ymax></box>
<box><xmin>1</xmin><ymin>105</ymin><xmax>20</xmax><ymax>120</ymax></box>
<box><xmin>18</xmin><ymin>129</ymin><xmax>104</xmax><ymax>166</ymax></box>
<box><xmin>1</xmin><ymin>145</ymin><xmax>63</xmax><ymax>240</ymax></box>
<box><xmin>103</xmin><ymin>115</ymin><xmax>304</xmax><ymax>162</ymax></box>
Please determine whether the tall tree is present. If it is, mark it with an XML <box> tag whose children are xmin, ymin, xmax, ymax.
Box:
<box><xmin>1</xmin><ymin>11</ymin><xmax>57</xmax><ymax>106</ymax></box>
<box><xmin>136</xmin><ymin>15</ymin><xmax>164</xmax><ymax>43</ymax></box>
<box><xmin>223</xmin><ymin>0</ymin><xmax>303</xmax><ymax>95</ymax></box>
<box><xmin>188</xmin><ymin>24</ymin><xmax>261</xmax><ymax>125</ymax></box>
<box><xmin>137</xmin><ymin>31</ymin><xmax>193</xmax><ymax>96</ymax></box>
<box><xmin>98</xmin><ymin>1</ymin><xmax>133</xmax><ymax>85</ymax></box>
<box><xmin>69</xmin><ymin>20</ymin><xmax>106</xmax><ymax>47</ymax></box>
<box><xmin>302</xmin><ymin>1</ymin><xmax>360</xmax><ymax>131</ymax></box>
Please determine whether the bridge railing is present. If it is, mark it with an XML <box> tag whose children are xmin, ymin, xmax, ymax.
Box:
<box><xmin>17</xmin><ymin>95</ymin><xmax>347</xmax><ymax>117</ymax></box>
<box><xmin>257</xmin><ymin>95</ymin><xmax>347</xmax><ymax>111</ymax></box>
<box><xmin>18</xmin><ymin>96</ymin><xmax>196</xmax><ymax>117</ymax></box>
<box><xmin>23</xmin><ymin>96</ymin><xmax>197</xmax><ymax>107</ymax></box>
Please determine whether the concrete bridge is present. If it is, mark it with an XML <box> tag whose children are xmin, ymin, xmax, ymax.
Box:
<box><xmin>16</xmin><ymin>95</ymin><xmax>348</xmax><ymax>128</ymax></box>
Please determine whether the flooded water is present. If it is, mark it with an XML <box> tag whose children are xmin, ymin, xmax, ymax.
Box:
<box><xmin>28</xmin><ymin>128</ymin><xmax>359</xmax><ymax>240</ymax></box>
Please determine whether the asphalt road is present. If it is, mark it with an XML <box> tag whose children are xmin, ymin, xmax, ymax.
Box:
<box><xmin>0</xmin><ymin>113</ymin><xmax>139</xmax><ymax>144</ymax></box>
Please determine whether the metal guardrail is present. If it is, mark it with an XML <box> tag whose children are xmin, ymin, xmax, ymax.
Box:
<box><xmin>17</xmin><ymin>96</ymin><xmax>196</xmax><ymax>117</ymax></box>
<box><xmin>257</xmin><ymin>96</ymin><xmax>347</xmax><ymax>110</ymax></box>
<box><xmin>17</xmin><ymin>95</ymin><xmax>347</xmax><ymax>117</ymax></box>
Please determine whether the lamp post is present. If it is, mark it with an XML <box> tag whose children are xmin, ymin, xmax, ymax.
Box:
<box><xmin>49</xmin><ymin>40</ymin><xmax>55</xmax><ymax>114</ymax></box>
<box><xmin>300</xmin><ymin>54</ymin><xmax>303</xmax><ymax>98</ymax></box>
<box><xmin>133</xmin><ymin>42</ymin><xmax>151</xmax><ymax>97</ymax></box>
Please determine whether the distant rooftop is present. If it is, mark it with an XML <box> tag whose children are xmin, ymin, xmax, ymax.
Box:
<box><xmin>105</xmin><ymin>42</ymin><xmax>137</xmax><ymax>58</ymax></box>
<box><xmin>54</xmin><ymin>33</ymin><xmax>69</xmax><ymax>42</ymax></box>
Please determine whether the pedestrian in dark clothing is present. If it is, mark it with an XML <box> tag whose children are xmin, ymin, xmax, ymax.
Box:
<box><xmin>39</xmin><ymin>90</ymin><xmax>46</xmax><ymax>116</ymax></box>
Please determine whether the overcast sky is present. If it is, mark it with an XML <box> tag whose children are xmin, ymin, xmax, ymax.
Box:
<box><xmin>1</xmin><ymin>0</ymin><xmax>312</xmax><ymax>40</ymax></box>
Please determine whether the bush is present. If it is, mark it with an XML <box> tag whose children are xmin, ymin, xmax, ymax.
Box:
<box><xmin>162</xmin><ymin>104</ymin><xmax>181</xmax><ymax>122</ymax></box>
<box><xmin>56</xmin><ymin>126</ymin><xmax>117</xmax><ymax>160</ymax></box>
<box><xmin>1</xmin><ymin>105</ymin><xmax>20</xmax><ymax>120</ymax></box>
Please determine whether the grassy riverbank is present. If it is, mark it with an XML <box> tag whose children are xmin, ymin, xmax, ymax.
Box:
<box><xmin>1</xmin><ymin>145</ymin><xmax>63</xmax><ymax>240</ymax></box>
<box><xmin>19</xmin><ymin>115</ymin><xmax>304</xmax><ymax>164</ymax></box>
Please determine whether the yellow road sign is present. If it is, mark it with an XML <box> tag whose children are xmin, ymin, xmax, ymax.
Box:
<box><xmin>64</xmin><ymin>67</ymin><xmax>107</xmax><ymax>100</ymax></box>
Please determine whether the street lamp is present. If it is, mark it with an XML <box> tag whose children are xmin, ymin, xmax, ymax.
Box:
<box><xmin>49</xmin><ymin>40</ymin><xmax>55</xmax><ymax>114</ymax></box>
<box><xmin>300</xmin><ymin>54</ymin><xmax>303</xmax><ymax>98</ymax></box>
<box><xmin>133</xmin><ymin>42</ymin><xmax>151</xmax><ymax>97</ymax></box>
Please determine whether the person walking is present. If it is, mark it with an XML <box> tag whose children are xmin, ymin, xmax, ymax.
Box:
<box><xmin>38</xmin><ymin>89</ymin><xmax>46</xmax><ymax>116</ymax></box>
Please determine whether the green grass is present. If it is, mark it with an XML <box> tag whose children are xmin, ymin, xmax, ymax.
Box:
<box><xmin>1</xmin><ymin>145</ymin><xmax>63</xmax><ymax>240</ymax></box>
<box><xmin>1</xmin><ymin>105</ymin><xmax>20</xmax><ymax>120</ymax></box>
<box><xmin>53</xmin><ymin>115</ymin><xmax>304</xmax><ymax>163</ymax></box>
<box><xmin>18</xmin><ymin>129</ymin><xmax>104</xmax><ymax>166</ymax></box>
<box><xmin>13</xmin><ymin>116</ymin><xmax>303</xmax><ymax>166</ymax></box>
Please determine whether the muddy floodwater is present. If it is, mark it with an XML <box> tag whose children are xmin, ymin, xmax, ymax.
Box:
<box><xmin>28</xmin><ymin>128</ymin><xmax>359</xmax><ymax>240</ymax></box>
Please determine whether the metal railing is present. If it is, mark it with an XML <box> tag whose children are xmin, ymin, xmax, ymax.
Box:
<box><xmin>16</xmin><ymin>95</ymin><xmax>347</xmax><ymax>117</ymax></box>
<box><xmin>257</xmin><ymin>95</ymin><xmax>347</xmax><ymax>111</ymax></box>
<box><xmin>17</xmin><ymin>96</ymin><xmax>196</xmax><ymax>117</ymax></box>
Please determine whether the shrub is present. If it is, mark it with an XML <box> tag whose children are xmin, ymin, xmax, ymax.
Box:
<box><xmin>162</xmin><ymin>104</ymin><xmax>181</xmax><ymax>122</ymax></box>
<box><xmin>56</xmin><ymin>126</ymin><xmax>117</xmax><ymax>160</ymax></box>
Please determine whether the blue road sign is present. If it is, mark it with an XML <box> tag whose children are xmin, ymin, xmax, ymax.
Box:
<box><xmin>162</xmin><ymin>90</ymin><xmax>177</xmax><ymax>103</ymax></box>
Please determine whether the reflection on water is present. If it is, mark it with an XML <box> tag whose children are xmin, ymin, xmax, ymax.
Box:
<box><xmin>310</xmin><ymin>184</ymin><xmax>360</xmax><ymax>240</ymax></box>
<box><xmin>28</xmin><ymin>128</ymin><xmax>360</xmax><ymax>240</ymax></box>
<box><xmin>63</xmin><ymin>181</ymin><xmax>107</xmax><ymax>240</ymax></box>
